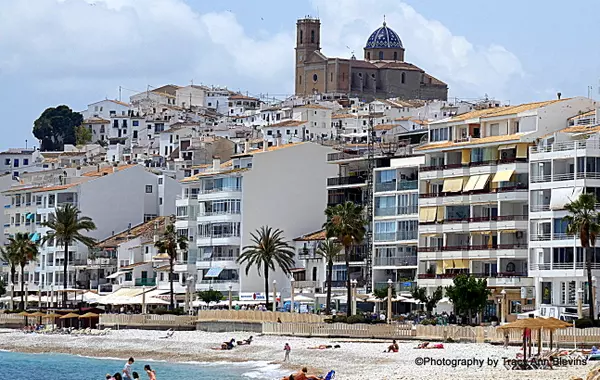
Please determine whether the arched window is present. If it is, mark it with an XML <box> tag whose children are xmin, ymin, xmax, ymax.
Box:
<box><xmin>378</xmin><ymin>51</ymin><xmax>384</xmax><ymax>60</ymax></box>
<box><xmin>311</xmin><ymin>30</ymin><xmax>315</xmax><ymax>43</ymax></box>
<box><xmin>313</xmin><ymin>74</ymin><xmax>318</xmax><ymax>82</ymax></box>
<box><xmin>312</xmin><ymin>267</ymin><xmax>317</xmax><ymax>281</ymax></box>
<box><xmin>401</xmin><ymin>72</ymin><xmax>406</xmax><ymax>84</ymax></box>
<box><xmin>393</xmin><ymin>51</ymin><xmax>398</xmax><ymax>61</ymax></box>
<box><xmin>300</xmin><ymin>30</ymin><xmax>303</xmax><ymax>44</ymax></box>
<box><xmin>299</xmin><ymin>75</ymin><xmax>302</xmax><ymax>84</ymax></box>
<box><xmin>367</xmin><ymin>52</ymin><xmax>371</xmax><ymax>60</ymax></box>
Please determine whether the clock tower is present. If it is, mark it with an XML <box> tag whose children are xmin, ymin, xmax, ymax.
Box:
<box><xmin>295</xmin><ymin>17</ymin><xmax>321</xmax><ymax>96</ymax></box>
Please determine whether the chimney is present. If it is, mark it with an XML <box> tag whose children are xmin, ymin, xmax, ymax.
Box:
<box><xmin>244</xmin><ymin>138</ymin><xmax>250</xmax><ymax>153</ymax></box>
<box><xmin>212</xmin><ymin>155</ymin><xmax>220</xmax><ymax>170</ymax></box>
<box><xmin>557</xmin><ymin>92</ymin><xmax>562</xmax><ymax>100</ymax></box>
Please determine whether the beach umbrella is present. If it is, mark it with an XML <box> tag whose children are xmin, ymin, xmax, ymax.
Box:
<box><xmin>59</xmin><ymin>312</ymin><xmax>80</xmax><ymax>328</ymax></box>
<box><xmin>78</xmin><ymin>312</ymin><xmax>99</xmax><ymax>318</ymax></box>
<box><xmin>18</xmin><ymin>311</ymin><xmax>31</xmax><ymax>316</ymax></box>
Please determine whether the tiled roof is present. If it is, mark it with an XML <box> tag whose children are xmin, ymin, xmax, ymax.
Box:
<box><xmin>3</xmin><ymin>183</ymin><xmax>79</xmax><ymax>194</ymax></box>
<box><xmin>394</xmin><ymin>117</ymin><xmax>411</xmax><ymax>121</ymax></box>
<box><xmin>411</xmin><ymin>119</ymin><xmax>428</xmax><ymax>125</ymax></box>
<box><xmin>263</xmin><ymin>120</ymin><xmax>306</xmax><ymax>128</ymax></box>
<box><xmin>82</xmin><ymin>164</ymin><xmax>137</xmax><ymax>177</ymax></box>
<box><xmin>297</xmin><ymin>104</ymin><xmax>330</xmax><ymax>110</ymax></box>
<box><xmin>180</xmin><ymin>168</ymin><xmax>249</xmax><ymax>182</ymax></box>
<box><xmin>332</xmin><ymin>113</ymin><xmax>353</xmax><ymax>119</ymax></box>
<box><xmin>559</xmin><ymin>124</ymin><xmax>600</xmax><ymax>134</ymax></box>
<box><xmin>416</xmin><ymin>133</ymin><xmax>526</xmax><ymax>151</ymax></box>
<box><xmin>481</xmin><ymin>100</ymin><xmax>565</xmax><ymax>118</ymax></box>
<box><xmin>83</xmin><ymin>117</ymin><xmax>110</xmax><ymax>124</ymax></box>
<box><xmin>294</xmin><ymin>229</ymin><xmax>326</xmax><ymax>241</ymax></box>
<box><xmin>568</xmin><ymin>110</ymin><xmax>595</xmax><ymax>120</ymax></box>
<box><xmin>229</xmin><ymin>94</ymin><xmax>259</xmax><ymax>101</ymax></box>
<box><xmin>121</xmin><ymin>261</ymin><xmax>151</xmax><ymax>269</ymax></box>
<box><xmin>374</xmin><ymin>124</ymin><xmax>396</xmax><ymax>131</ymax></box>
<box><xmin>96</xmin><ymin>216</ymin><xmax>167</xmax><ymax>249</ymax></box>
<box><xmin>231</xmin><ymin>142</ymin><xmax>306</xmax><ymax>158</ymax></box>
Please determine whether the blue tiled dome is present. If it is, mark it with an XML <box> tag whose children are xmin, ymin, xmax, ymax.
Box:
<box><xmin>365</xmin><ymin>22</ymin><xmax>403</xmax><ymax>49</ymax></box>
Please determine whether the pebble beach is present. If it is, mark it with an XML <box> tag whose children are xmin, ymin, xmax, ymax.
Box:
<box><xmin>0</xmin><ymin>328</ymin><xmax>595</xmax><ymax>379</ymax></box>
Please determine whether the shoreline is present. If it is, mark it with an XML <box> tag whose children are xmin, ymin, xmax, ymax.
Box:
<box><xmin>0</xmin><ymin>328</ymin><xmax>594</xmax><ymax>379</ymax></box>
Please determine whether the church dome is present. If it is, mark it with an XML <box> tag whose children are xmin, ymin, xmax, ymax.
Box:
<box><xmin>365</xmin><ymin>22</ymin><xmax>403</xmax><ymax>49</ymax></box>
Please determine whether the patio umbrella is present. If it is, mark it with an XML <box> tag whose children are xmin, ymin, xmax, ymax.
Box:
<box><xmin>18</xmin><ymin>311</ymin><xmax>31</xmax><ymax>316</ymax></box>
<box><xmin>497</xmin><ymin>317</ymin><xmax>569</xmax><ymax>356</ymax></box>
<box><xmin>79</xmin><ymin>312</ymin><xmax>99</xmax><ymax>318</ymax></box>
<box><xmin>59</xmin><ymin>312</ymin><xmax>80</xmax><ymax>328</ymax></box>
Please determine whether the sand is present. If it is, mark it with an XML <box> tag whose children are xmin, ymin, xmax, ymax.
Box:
<box><xmin>0</xmin><ymin>328</ymin><xmax>594</xmax><ymax>379</ymax></box>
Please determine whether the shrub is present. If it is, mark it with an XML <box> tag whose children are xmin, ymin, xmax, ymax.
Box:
<box><xmin>346</xmin><ymin>315</ymin><xmax>366</xmax><ymax>324</ymax></box>
<box><xmin>575</xmin><ymin>318</ymin><xmax>593</xmax><ymax>328</ymax></box>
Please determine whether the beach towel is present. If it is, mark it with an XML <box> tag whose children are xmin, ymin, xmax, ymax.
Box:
<box><xmin>323</xmin><ymin>370</ymin><xmax>335</xmax><ymax>380</ymax></box>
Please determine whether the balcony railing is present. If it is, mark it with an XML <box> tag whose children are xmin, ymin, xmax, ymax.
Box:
<box><xmin>374</xmin><ymin>281</ymin><xmax>416</xmax><ymax>292</ymax></box>
<box><xmin>397</xmin><ymin>206</ymin><xmax>418</xmax><ymax>215</ymax></box>
<box><xmin>421</xmin><ymin>215</ymin><xmax>528</xmax><ymax>225</ymax></box>
<box><xmin>418</xmin><ymin>272</ymin><xmax>527</xmax><ymax>280</ymax></box>
<box><xmin>325</xmin><ymin>279</ymin><xmax>367</xmax><ymax>289</ymax></box>
<box><xmin>374</xmin><ymin>256</ymin><xmax>417</xmax><ymax>266</ymax></box>
<box><xmin>530</xmin><ymin>204</ymin><xmax>550</xmax><ymax>212</ymax></box>
<box><xmin>199</xmin><ymin>279</ymin><xmax>240</xmax><ymax>285</ymax></box>
<box><xmin>135</xmin><ymin>278</ymin><xmax>156</xmax><ymax>286</ymax></box>
<box><xmin>418</xmin><ymin>243</ymin><xmax>527</xmax><ymax>252</ymax></box>
<box><xmin>328</xmin><ymin>176</ymin><xmax>366</xmax><ymax>187</ymax></box>
<box><xmin>375</xmin><ymin>181</ymin><xmax>396</xmax><ymax>192</ymax></box>
<box><xmin>531</xmin><ymin>172</ymin><xmax>577</xmax><ymax>183</ymax></box>
<box><xmin>199</xmin><ymin>210</ymin><xmax>241</xmax><ymax>217</ymax></box>
<box><xmin>375</xmin><ymin>207</ymin><xmax>396</xmax><ymax>217</ymax></box>
<box><xmin>199</xmin><ymin>187</ymin><xmax>242</xmax><ymax>195</ymax></box>
<box><xmin>530</xmin><ymin>140</ymin><xmax>600</xmax><ymax>154</ymax></box>
<box><xmin>199</xmin><ymin>255</ymin><xmax>238</xmax><ymax>262</ymax></box>
<box><xmin>419</xmin><ymin>184</ymin><xmax>527</xmax><ymax>198</ymax></box>
<box><xmin>327</xmin><ymin>152</ymin><xmax>363</xmax><ymax>162</ymax></box>
<box><xmin>333</xmin><ymin>245</ymin><xmax>368</xmax><ymax>262</ymax></box>
<box><xmin>397</xmin><ymin>180</ymin><xmax>418</xmax><ymax>191</ymax></box>
<box><xmin>197</xmin><ymin>233</ymin><xmax>240</xmax><ymax>239</ymax></box>
<box><xmin>298</xmin><ymin>248</ymin><xmax>321</xmax><ymax>261</ymax></box>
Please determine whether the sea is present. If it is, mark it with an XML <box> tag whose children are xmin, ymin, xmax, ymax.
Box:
<box><xmin>2</xmin><ymin>350</ymin><xmax>284</xmax><ymax>380</ymax></box>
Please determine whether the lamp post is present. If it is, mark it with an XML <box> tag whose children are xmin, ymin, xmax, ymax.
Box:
<box><xmin>351</xmin><ymin>279</ymin><xmax>357</xmax><ymax>316</ymax></box>
<box><xmin>500</xmin><ymin>289</ymin><xmax>507</xmax><ymax>324</ymax></box>
<box><xmin>387</xmin><ymin>279</ymin><xmax>393</xmax><ymax>324</ymax></box>
<box><xmin>142</xmin><ymin>286</ymin><xmax>147</xmax><ymax>315</ymax></box>
<box><xmin>593</xmin><ymin>276</ymin><xmax>597</xmax><ymax>319</ymax></box>
<box><xmin>290</xmin><ymin>277</ymin><xmax>295</xmax><ymax>313</ymax></box>
<box><xmin>578</xmin><ymin>288</ymin><xmax>584</xmax><ymax>319</ymax></box>
<box><xmin>228</xmin><ymin>283</ymin><xmax>233</xmax><ymax>311</ymax></box>
<box><xmin>9</xmin><ymin>281</ymin><xmax>14</xmax><ymax>310</ymax></box>
<box><xmin>24</xmin><ymin>282</ymin><xmax>28</xmax><ymax>310</ymax></box>
<box><xmin>272</xmin><ymin>280</ymin><xmax>277</xmax><ymax>312</ymax></box>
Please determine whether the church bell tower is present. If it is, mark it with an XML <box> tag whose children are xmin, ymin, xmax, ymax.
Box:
<box><xmin>295</xmin><ymin>17</ymin><xmax>321</xmax><ymax>96</ymax></box>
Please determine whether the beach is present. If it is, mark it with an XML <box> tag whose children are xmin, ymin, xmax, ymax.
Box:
<box><xmin>0</xmin><ymin>328</ymin><xmax>594</xmax><ymax>379</ymax></box>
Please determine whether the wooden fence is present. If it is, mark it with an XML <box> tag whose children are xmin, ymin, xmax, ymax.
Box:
<box><xmin>0</xmin><ymin>314</ymin><xmax>25</xmax><ymax>325</ymax></box>
<box><xmin>197</xmin><ymin>310</ymin><xmax>326</xmax><ymax>323</ymax></box>
<box><xmin>263</xmin><ymin>322</ymin><xmax>415</xmax><ymax>339</ymax></box>
<box><xmin>100</xmin><ymin>314</ymin><xmax>197</xmax><ymax>328</ymax></box>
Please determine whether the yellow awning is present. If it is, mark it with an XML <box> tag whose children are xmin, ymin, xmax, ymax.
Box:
<box><xmin>419</xmin><ymin>208</ymin><xmax>429</xmax><ymax>223</ymax></box>
<box><xmin>436</xmin><ymin>206</ymin><xmax>445</xmax><ymax>221</ymax></box>
<box><xmin>421</xmin><ymin>233</ymin><xmax>442</xmax><ymax>237</ymax></box>
<box><xmin>499</xmin><ymin>229</ymin><xmax>518</xmax><ymax>234</ymax></box>
<box><xmin>498</xmin><ymin>144</ymin><xmax>516</xmax><ymax>150</ymax></box>
<box><xmin>463</xmin><ymin>175</ymin><xmax>480</xmax><ymax>192</ymax></box>
<box><xmin>461</xmin><ymin>149</ymin><xmax>471</xmax><ymax>165</ymax></box>
<box><xmin>427</xmin><ymin>207</ymin><xmax>438</xmax><ymax>223</ymax></box>
<box><xmin>442</xmin><ymin>177</ymin><xmax>464</xmax><ymax>193</ymax></box>
<box><xmin>516</xmin><ymin>143</ymin><xmax>528</xmax><ymax>158</ymax></box>
<box><xmin>435</xmin><ymin>261</ymin><xmax>444</xmax><ymax>274</ymax></box>
<box><xmin>470</xmin><ymin>230</ymin><xmax>492</xmax><ymax>235</ymax></box>
<box><xmin>492</xmin><ymin>170</ymin><xmax>514</xmax><ymax>183</ymax></box>
<box><xmin>442</xmin><ymin>259</ymin><xmax>469</xmax><ymax>270</ymax></box>
<box><xmin>473</xmin><ymin>174</ymin><xmax>490</xmax><ymax>190</ymax></box>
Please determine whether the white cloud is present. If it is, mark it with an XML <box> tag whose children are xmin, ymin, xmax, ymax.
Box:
<box><xmin>0</xmin><ymin>0</ymin><xmax>293</xmax><ymax>94</ymax></box>
<box><xmin>312</xmin><ymin>0</ymin><xmax>525</xmax><ymax>100</ymax></box>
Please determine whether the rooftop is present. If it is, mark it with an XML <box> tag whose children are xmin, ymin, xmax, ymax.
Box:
<box><xmin>263</xmin><ymin>120</ymin><xmax>306</xmax><ymax>128</ymax></box>
<box><xmin>416</xmin><ymin>133</ymin><xmax>527</xmax><ymax>151</ymax></box>
<box><xmin>82</xmin><ymin>164</ymin><xmax>137</xmax><ymax>177</ymax></box>
<box><xmin>180</xmin><ymin>168</ymin><xmax>249</xmax><ymax>182</ymax></box>
<box><xmin>294</xmin><ymin>229</ymin><xmax>326</xmax><ymax>241</ymax></box>
<box><xmin>96</xmin><ymin>216</ymin><xmax>167</xmax><ymax>249</ymax></box>
<box><xmin>231</xmin><ymin>142</ymin><xmax>306</xmax><ymax>158</ymax></box>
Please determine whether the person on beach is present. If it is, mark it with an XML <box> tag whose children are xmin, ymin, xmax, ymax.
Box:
<box><xmin>503</xmin><ymin>330</ymin><xmax>510</xmax><ymax>348</ymax></box>
<box><xmin>106</xmin><ymin>374</ymin><xmax>113</xmax><ymax>380</ymax></box>
<box><xmin>113</xmin><ymin>374</ymin><xmax>122</xmax><ymax>380</ymax></box>
<box><xmin>132</xmin><ymin>372</ymin><xmax>140</xmax><ymax>380</ymax></box>
<box><xmin>123</xmin><ymin>357</ymin><xmax>135</xmax><ymax>380</ymax></box>
<box><xmin>283</xmin><ymin>342</ymin><xmax>291</xmax><ymax>362</ymax></box>
<box><xmin>144</xmin><ymin>365</ymin><xmax>156</xmax><ymax>380</ymax></box>
<box><xmin>386</xmin><ymin>340</ymin><xmax>399</xmax><ymax>353</ymax></box>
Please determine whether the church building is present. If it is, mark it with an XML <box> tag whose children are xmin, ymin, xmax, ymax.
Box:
<box><xmin>294</xmin><ymin>17</ymin><xmax>448</xmax><ymax>101</ymax></box>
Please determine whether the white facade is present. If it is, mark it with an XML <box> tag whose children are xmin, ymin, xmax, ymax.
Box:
<box><xmin>176</xmin><ymin>143</ymin><xmax>337</xmax><ymax>296</ymax></box>
<box><xmin>0</xmin><ymin>149</ymin><xmax>41</xmax><ymax>178</ymax></box>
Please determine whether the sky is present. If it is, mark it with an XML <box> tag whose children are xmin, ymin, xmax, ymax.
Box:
<box><xmin>1</xmin><ymin>0</ymin><xmax>599</xmax><ymax>150</ymax></box>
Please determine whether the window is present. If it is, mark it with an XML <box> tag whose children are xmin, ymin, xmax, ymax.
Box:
<box><xmin>367</xmin><ymin>52</ymin><xmax>370</xmax><ymax>60</ymax></box>
<box><xmin>4</xmin><ymin>158</ymin><xmax>9</xmax><ymax>166</ymax></box>
<box><xmin>300</xmin><ymin>29</ymin><xmax>303</xmax><ymax>44</ymax></box>
<box><xmin>13</xmin><ymin>159</ymin><xmax>18</xmax><ymax>168</ymax></box>
<box><xmin>158</xmin><ymin>177</ymin><xmax>163</xmax><ymax>185</ymax></box>
<box><xmin>310</xmin><ymin>30</ymin><xmax>315</xmax><ymax>43</ymax></box>
<box><xmin>144</xmin><ymin>214</ymin><xmax>157</xmax><ymax>222</ymax></box>
<box><xmin>159</xmin><ymin>197</ymin><xmax>163</xmax><ymax>205</ymax></box>
<box><xmin>330</xmin><ymin>72</ymin><xmax>333</xmax><ymax>82</ymax></box>
<box><xmin>394</xmin><ymin>51</ymin><xmax>398</xmax><ymax>61</ymax></box>
<box><xmin>313</xmin><ymin>74</ymin><xmax>318</xmax><ymax>82</ymax></box>
<box><xmin>490</xmin><ymin>123</ymin><xmax>500</xmax><ymax>136</ymax></box>
<box><xmin>401</xmin><ymin>72</ymin><xmax>405</xmax><ymax>84</ymax></box>
<box><xmin>145</xmin><ymin>185</ymin><xmax>153</xmax><ymax>193</ymax></box>
<box><xmin>378</xmin><ymin>51</ymin><xmax>384</xmax><ymax>60</ymax></box>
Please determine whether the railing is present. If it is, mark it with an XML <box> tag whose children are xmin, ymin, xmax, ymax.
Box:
<box><xmin>375</xmin><ymin>181</ymin><xmax>396</xmax><ymax>192</ymax></box>
<box><xmin>397</xmin><ymin>180</ymin><xmax>418</xmax><ymax>191</ymax></box>
<box><xmin>374</xmin><ymin>232</ymin><xmax>396</xmax><ymax>242</ymax></box>
<box><xmin>418</xmin><ymin>272</ymin><xmax>527</xmax><ymax>280</ymax></box>
<box><xmin>263</xmin><ymin>322</ymin><xmax>414</xmax><ymax>339</ymax></box>
<box><xmin>418</xmin><ymin>243</ymin><xmax>527</xmax><ymax>252</ymax></box>
<box><xmin>198</xmin><ymin>187</ymin><xmax>242</xmax><ymax>195</ymax></box>
<box><xmin>424</xmin><ymin>215</ymin><xmax>528</xmax><ymax>225</ymax></box>
<box><xmin>375</xmin><ymin>207</ymin><xmax>396</xmax><ymax>217</ymax></box>
<box><xmin>294</xmin><ymin>280</ymin><xmax>319</xmax><ymax>289</ymax></box>
<box><xmin>374</xmin><ymin>256</ymin><xmax>417</xmax><ymax>266</ymax></box>
<box><xmin>553</xmin><ymin>233</ymin><xmax>576</xmax><ymax>240</ymax></box>
<box><xmin>530</xmin><ymin>262</ymin><xmax>600</xmax><ymax>270</ymax></box>
<box><xmin>199</xmin><ymin>279</ymin><xmax>240</xmax><ymax>284</ymax></box>
<box><xmin>200</xmin><ymin>310</ymin><xmax>325</xmax><ymax>323</ymax></box>
<box><xmin>199</xmin><ymin>255</ymin><xmax>238</xmax><ymax>262</ymax></box>
<box><xmin>397</xmin><ymin>231</ymin><xmax>418</xmax><ymax>241</ymax></box>
<box><xmin>197</xmin><ymin>233</ymin><xmax>240</xmax><ymax>239</ymax></box>
<box><xmin>420</xmin><ymin>165</ymin><xmax>443</xmax><ymax>172</ymax></box>
<box><xmin>498</xmin><ymin>157</ymin><xmax>528</xmax><ymax>164</ymax></box>
<box><xmin>397</xmin><ymin>206</ymin><xmax>418</xmax><ymax>215</ymax></box>
<box><xmin>419</xmin><ymin>184</ymin><xmax>527</xmax><ymax>199</ymax></box>
<box><xmin>327</xmin><ymin>152</ymin><xmax>362</xmax><ymax>162</ymax></box>
<box><xmin>298</xmin><ymin>249</ymin><xmax>321</xmax><ymax>261</ymax></box>
<box><xmin>553</xmin><ymin>173</ymin><xmax>575</xmax><ymax>181</ymax></box>
<box><xmin>530</xmin><ymin>140</ymin><xmax>600</xmax><ymax>154</ymax></box>
<box><xmin>135</xmin><ymin>278</ymin><xmax>156</xmax><ymax>286</ymax></box>
<box><xmin>374</xmin><ymin>281</ymin><xmax>416</xmax><ymax>292</ymax></box>
<box><xmin>326</xmin><ymin>280</ymin><xmax>367</xmax><ymax>288</ymax></box>
<box><xmin>530</xmin><ymin>204</ymin><xmax>550</xmax><ymax>212</ymax></box>
<box><xmin>100</xmin><ymin>314</ymin><xmax>197</xmax><ymax>327</ymax></box>
<box><xmin>327</xmin><ymin>176</ymin><xmax>366</xmax><ymax>187</ymax></box>
<box><xmin>470</xmin><ymin>160</ymin><xmax>497</xmax><ymax>167</ymax></box>
<box><xmin>198</xmin><ymin>210</ymin><xmax>241</xmax><ymax>217</ymax></box>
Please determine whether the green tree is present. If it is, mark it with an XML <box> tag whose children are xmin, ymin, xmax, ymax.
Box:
<box><xmin>155</xmin><ymin>222</ymin><xmax>188</xmax><ymax>310</ymax></box>
<box><xmin>237</xmin><ymin>226</ymin><xmax>295</xmax><ymax>310</ymax></box>
<box><xmin>323</xmin><ymin>202</ymin><xmax>366</xmax><ymax>316</ymax></box>
<box><xmin>565</xmin><ymin>192</ymin><xmax>600</xmax><ymax>320</ymax></box>
<box><xmin>10</xmin><ymin>233</ymin><xmax>39</xmax><ymax>310</ymax></box>
<box><xmin>411</xmin><ymin>286</ymin><xmax>443</xmax><ymax>316</ymax></box>
<box><xmin>0</xmin><ymin>278</ymin><xmax>5</xmax><ymax>297</ymax></box>
<box><xmin>33</xmin><ymin>105</ymin><xmax>83</xmax><ymax>151</ymax></box>
<box><xmin>42</xmin><ymin>204</ymin><xmax>96</xmax><ymax>306</ymax></box>
<box><xmin>0</xmin><ymin>246</ymin><xmax>18</xmax><ymax>292</ymax></box>
<box><xmin>445</xmin><ymin>274</ymin><xmax>491</xmax><ymax>323</ymax></box>
<box><xmin>373</xmin><ymin>285</ymin><xmax>397</xmax><ymax>300</ymax></box>
<box><xmin>197</xmin><ymin>289</ymin><xmax>223</xmax><ymax>306</ymax></box>
<box><xmin>315</xmin><ymin>239</ymin><xmax>342</xmax><ymax>315</ymax></box>
<box><xmin>75</xmin><ymin>125</ymin><xmax>93</xmax><ymax>146</ymax></box>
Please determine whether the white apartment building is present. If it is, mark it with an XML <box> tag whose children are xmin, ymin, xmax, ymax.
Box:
<box><xmin>0</xmin><ymin>148</ymin><xmax>42</xmax><ymax>178</ymax></box>
<box><xmin>175</xmin><ymin>142</ymin><xmax>337</xmax><ymax>298</ymax></box>
<box><xmin>2</xmin><ymin>164</ymin><xmax>180</xmax><ymax>292</ymax></box>
<box><xmin>81</xmin><ymin>99</ymin><xmax>131</xmax><ymax>120</ymax></box>
<box><xmin>416</xmin><ymin>97</ymin><xmax>595</xmax><ymax>322</ymax></box>
<box><xmin>528</xmin><ymin>116</ymin><xmax>600</xmax><ymax>317</ymax></box>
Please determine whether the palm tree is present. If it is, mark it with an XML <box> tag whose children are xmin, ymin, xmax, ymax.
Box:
<box><xmin>237</xmin><ymin>226</ymin><xmax>295</xmax><ymax>310</ymax></box>
<box><xmin>154</xmin><ymin>223</ymin><xmax>188</xmax><ymax>310</ymax></box>
<box><xmin>323</xmin><ymin>202</ymin><xmax>366</xmax><ymax>316</ymax></box>
<box><xmin>565</xmin><ymin>193</ymin><xmax>600</xmax><ymax>320</ymax></box>
<box><xmin>10</xmin><ymin>233</ymin><xmax>39</xmax><ymax>310</ymax></box>
<box><xmin>42</xmin><ymin>204</ymin><xmax>96</xmax><ymax>307</ymax></box>
<box><xmin>315</xmin><ymin>239</ymin><xmax>342</xmax><ymax>315</ymax></box>
<box><xmin>0</xmin><ymin>245</ymin><xmax>18</xmax><ymax>309</ymax></box>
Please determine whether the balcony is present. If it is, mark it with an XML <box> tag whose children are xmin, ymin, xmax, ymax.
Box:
<box><xmin>374</xmin><ymin>256</ymin><xmax>417</xmax><ymax>267</ymax></box>
<box><xmin>375</xmin><ymin>181</ymin><xmax>395</xmax><ymax>192</ymax></box>
<box><xmin>531</xmin><ymin>172</ymin><xmax>575</xmax><ymax>183</ymax></box>
<box><xmin>298</xmin><ymin>249</ymin><xmax>321</xmax><ymax>261</ymax></box>
<box><xmin>375</xmin><ymin>281</ymin><xmax>416</xmax><ymax>292</ymax></box>
<box><xmin>530</xmin><ymin>233</ymin><xmax>575</xmax><ymax>241</ymax></box>
<box><xmin>333</xmin><ymin>245</ymin><xmax>368</xmax><ymax>263</ymax></box>
<box><xmin>375</xmin><ymin>207</ymin><xmax>396</xmax><ymax>217</ymax></box>
<box><xmin>135</xmin><ymin>278</ymin><xmax>156</xmax><ymax>286</ymax></box>
<box><xmin>418</xmin><ymin>272</ymin><xmax>528</xmax><ymax>280</ymax></box>
<box><xmin>418</xmin><ymin>243</ymin><xmax>527</xmax><ymax>252</ymax></box>
<box><xmin>295</xmin><ymin>280</ymin><xmax>319</xmax><ymax>289</ymax></box>
<box><xmin>327</xmin><ymin>175</ymin><xmax>366</xmax><ymax>187</ymax></box>
<box><xmin>325</xmin><ymin>279</ymin><xmax>367</xmax><ymax>289</ymax></box>
<box><xmin>530</xmin><ymin>204</ymin><xmax>550</xmax><ymax>212</ymax></box>
<box><xmin>374</xmin><ymin>232</ymin><xmax>418</xmax><ymax>242</ymax></box>
<box><xmin>199</xmin><ymin>187</ymin><xmax>242</xmax><ymax>195</ymax></box>
<box><xmin>420</xmin><ymin>183</ymin><xmax>528</xmax><ymax>200</ymax></box>
<box><xmin>198</xmin><ymin>255</ymin><xmax>238</xmax><ymax>262</ymax></box>
<box><xmin>529</xmin><ymin>262</ymin><xmax>600</xmax><ymax>271</ymax></box>
<box><xmin>327</xmin><ymin>152</ymin><xmax>364</xmax><ymax>162</ymax></box>
<box><xmin>397</xmin><ymin>206</ymin><xmax>418</xmax><ymax>215</ymax></box>
<box><xmin>421</xmin><ymin>214</ymin><xmax>528</xmax><ymax>226</ymax></box>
